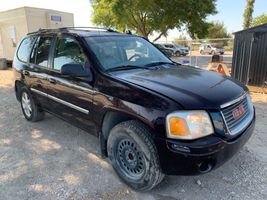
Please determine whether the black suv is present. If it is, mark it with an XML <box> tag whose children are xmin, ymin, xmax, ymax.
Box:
<box><xmin>14</xmin><ymin>27</ymin><xmax>255</xmax><ymax>191</ymax></box>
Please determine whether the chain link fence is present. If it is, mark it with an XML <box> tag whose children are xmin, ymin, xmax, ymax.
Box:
<box><xmin>157</xmin><ymin>38</ymin><xmax>234</xmax><ymax>68</ymax></box>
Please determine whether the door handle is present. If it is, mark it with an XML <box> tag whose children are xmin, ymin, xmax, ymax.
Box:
<box><xmin>22</xmin><ymin>70</ymin><xmax>29</xmax><ymax>76</ymax></box>
<box><xmin>48</xmin><ymin>78</ymin><xmax>57</xmax><ymax>84</ymax></box>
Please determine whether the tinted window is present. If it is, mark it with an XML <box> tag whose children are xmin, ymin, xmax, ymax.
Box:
<box><xmin>53</xmin><ymin>37</ymin><xmax>87</xmax><ymax>71</ymax></box>
<box><xmin>154</xmin><ymin>44</ymin><xmax>162</xmax><ymax>49</ymax></box>
<box><xmin>175</xmin><ymin>44</ymin><xmax>182</xmax><ymax>48</ymax></box>
<box><xmin>31</xmin><ymin>36</ymin><xmax>52</xmax><ymax>67</ymax></box>
<box><xmin>165</xmin><ymin>44</ymin><xmax>174</xmax><ymax>48</ymax></box>
<box><xmin>17</xmin><ymin>36</ymin><xmax>36</xmax><ymax>62</ymax></box>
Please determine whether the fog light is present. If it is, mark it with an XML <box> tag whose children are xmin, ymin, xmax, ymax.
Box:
<box><xmin>171</xmin><ymin>144</ymin><xmax>190</xmax><ymax>153</ymax></box>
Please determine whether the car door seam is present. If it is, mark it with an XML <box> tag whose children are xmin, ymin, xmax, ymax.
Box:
<box><xmin>30</xmin><ymin>88</ymin><xmax>89</xmax><ymax>114</ymax></box>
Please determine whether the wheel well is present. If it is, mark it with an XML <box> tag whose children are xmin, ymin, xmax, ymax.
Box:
<box><xmin>15</xmin><ymin>81</ymin><xmax>25</xmax><ymax>101</ymax></box>
<box><xmin>100</xmin><ymin>111</ymin><xmax>140</xmax><ymax>157</ymax></box>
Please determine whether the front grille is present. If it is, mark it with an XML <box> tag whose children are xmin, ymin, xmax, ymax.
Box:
<box><xmin>221</xmin><ymin>95</ymin><xmax>250</xmax><ymax>133</ymax></box>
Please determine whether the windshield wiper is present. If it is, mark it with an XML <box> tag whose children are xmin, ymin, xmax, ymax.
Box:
<box><xmin>105</xmin><ymin>65</ymin><xmax>150</xmax><ymax>72</ymax></box>
<box><xmin>144</xmin><ymin>61</ymin><xmax>178</xmax><ymax>67</ymax></box>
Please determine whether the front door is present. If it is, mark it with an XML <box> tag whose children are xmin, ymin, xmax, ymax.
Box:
<box><xmin>45</xmin><ymin>35</ymin><xmax>96</xmax><ymax>134</ymax></box>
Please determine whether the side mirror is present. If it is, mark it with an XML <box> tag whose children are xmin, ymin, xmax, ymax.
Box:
<box><xmin>61</xmin><ymin>63</ymin><xmax>90</xmax><ymax>77</ymax></box>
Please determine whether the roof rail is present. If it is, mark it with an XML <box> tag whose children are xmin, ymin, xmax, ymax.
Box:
<box><xmin>27</xmin><ymin>27</ymin><xmax>117</xmax><ymax>35</ymax></box>
<box><xmin>59</xmin><ymin>26</ymin><xmax>117</xmax><ymax>32</ymax></box>
<box><xmin>27</xmin><ymin>28</ymin><xmax>61</xmax><ymax>35</ymax></box>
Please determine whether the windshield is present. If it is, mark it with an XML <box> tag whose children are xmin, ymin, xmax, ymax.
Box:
<box><xmin>86</xmin><ymin>36</ymin><xmax>172</xmax><ymax>71</ymax></box>
<box><xmin>174</xmin><ymin>44</ymin><xmax>183</xmax><ymax>48</ymax></box>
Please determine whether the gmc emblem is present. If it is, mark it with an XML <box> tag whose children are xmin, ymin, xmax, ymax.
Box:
<box><xmin>232</xmin><ymin>104</ymin><xmax>245</xmax><ymax>119</ymax></box>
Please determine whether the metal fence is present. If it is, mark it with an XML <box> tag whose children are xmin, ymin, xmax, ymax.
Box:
<box><xmin>232</xmin><ymin>25</ymin><xmax>267</xmax><ymax>87</ymax></box>
<box><xmin>157</xmin><ymin>38</ymin><xmax>234</xmax><ymax>68</ymax></box>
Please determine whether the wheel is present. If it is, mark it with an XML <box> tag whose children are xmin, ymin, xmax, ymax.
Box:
<box><xmin>211</xmin><ymin>50</ymin><xmax>216</xmax><ymax>55</ymax></box>
<box><xmin>107</xmin><ymin>120</ymin><xmax>164</xmax><ymax>191</ymax></box>
<box><xmin>200</xmin><ymin>50</ymin><xmax>204</xmax><ymax>55</ymax></box>
<box><xmin>220</xmin><ymin>52</ymin><xmax>224</xmax><ymax>55</ymax></box>
<box><xmin>175</xmin><ymin>51</ymin><xmax>181</xmax><ymax>57</ymax></box>
<box><xmin>20</xmin><ymin>87</ymin><xmax>44</xmax><ymax>122</ymax></box>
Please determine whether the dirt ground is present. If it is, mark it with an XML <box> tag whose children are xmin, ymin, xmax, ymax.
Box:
<box><xmin>0</xmin><ymin>69</ymin><xmax>267</xmax><ymax>200</ymax></box>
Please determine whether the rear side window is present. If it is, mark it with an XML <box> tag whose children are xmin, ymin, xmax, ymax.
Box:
<box><xmin>30</xmin><ymin>36</ymin><xmax>53</xmax><ymax>67</ymax></box>
<box><xmin>165</xmin><ymin>44</ymin><xmax>174</xmax><ymax>48</ymax></box>
<box><xmin>53</xmin><ymin>37</ymin><xmax>87</xmax><ymax>71</ymax></box>
<box><xmin>17</xmin><ymin>36</ymin><xmax>36</xmax><ymax>62</ymax></box>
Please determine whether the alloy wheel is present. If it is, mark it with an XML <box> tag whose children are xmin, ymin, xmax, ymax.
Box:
<box><xmin>21</xmin><ymin>92</ymin><xmax>32</xmax><ymax>118</ymax></box>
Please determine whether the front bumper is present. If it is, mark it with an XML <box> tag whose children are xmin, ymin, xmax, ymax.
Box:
<box><xmin>155</xmin><ymin>114</ymin><xmax>255</xmax><ymax>175</ymax></box>
<box><xmin>181</xmin><ymin>50</ymin><xmax>189</xmax><ymax>56</ymax></box>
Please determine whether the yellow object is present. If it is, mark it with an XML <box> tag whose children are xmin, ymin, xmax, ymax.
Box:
<box><xmin>169</xmin><ymin>117</ymin><xmax>190</xmax><ymax>136</ymax></box>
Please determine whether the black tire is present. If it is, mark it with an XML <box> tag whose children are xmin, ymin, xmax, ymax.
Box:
<box><xmin>107</xmin><ymin>120</ymin><xmax>164</xmax><ymax>191</ymax></box>
<box><xmin>211</xmin><ymin>50</ymin><xmax>216</xmax><ymax>55</ymax></box>
<box><xmin>20</xmin><ymin>87</ymin><xmax>44</xmax><ymax>122</ymax></box>
<box><xmin>175</xmin><ymin>51</ymin><xmax>181</xmax><ymax>57</ymax></box>
<box><xmin>200</xmin><ymin>50</ymin><xmax>204</xmax><ymax>55</ymax></box>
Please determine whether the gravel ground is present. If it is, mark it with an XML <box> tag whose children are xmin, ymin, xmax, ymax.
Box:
<box><xmin>0</xmin><ymin>69</ymin><xmax>267</xmax><ymax>200</ymax></box>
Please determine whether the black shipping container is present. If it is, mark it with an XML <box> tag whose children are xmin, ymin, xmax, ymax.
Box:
<box><xmin>232</xmin><ymin>24</ymin><xmax>267</xmax><ymax>87</ymax></box>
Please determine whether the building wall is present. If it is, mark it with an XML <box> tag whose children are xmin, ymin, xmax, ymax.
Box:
<box><xmin>0</xmin><ymin>30</ymin><xmax>4</xmax><ymax>57</ymax></box>
<box><xmin>25</xmin><ymin>7</ymin><xmax>74</xmax><ymax>33</ymax></box>
<box><xmin>232</xmin><ymin>26</ymin><xmax>267</xmax><ymax>87</ymax></box>
<box><xmin>0</xmin><ymin>7</ymin><xmax>28</xmax><ymax>60</ymax></box>
<box><xmin>0</xmin><ymin>7</ymin><xmax>74</xmax><ymax>60</ymax></box>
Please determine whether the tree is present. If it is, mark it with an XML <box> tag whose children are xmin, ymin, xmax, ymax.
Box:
<box><xmin>243</xmin><ymin>0</ymin><xmax>255</xmax><ymax>29</ymax></box>
<box><xmin>206</xmin><ymin>21</ymin><xmax>229</xmax><ymax>39</ymax></box>
<box><xmin>91</xmin><ymin>0</ymin><xmax>217</xmax><ymax>41</ymax></box>
<box><xmin>173</xmin><ymin>35</ymin><xmax>188</xmax><ymax>47</ymax></box>
<box><xmin>251</xmin><ymin>14</ymin><xmax>267</xmax><ymax>27</ymax></box>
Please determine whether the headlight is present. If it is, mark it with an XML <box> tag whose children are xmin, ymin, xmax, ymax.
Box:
<box><xmin>166</xmin><ymin>110</ymin><xmax>214</xmax><ymax>140</ymax></box>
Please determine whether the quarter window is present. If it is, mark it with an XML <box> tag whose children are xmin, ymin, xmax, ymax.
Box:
<box><xmin>53</xmin><ymin>37</ymin><xmax>87</xmax><ymax>71</ymax></box>
<box><xmin>17</xmin><ymin>36</ymin><xmax>36</xmax><ymax>62</ymax></box>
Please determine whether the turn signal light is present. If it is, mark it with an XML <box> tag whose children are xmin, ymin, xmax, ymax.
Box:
<box><xmin>169</xmin><ymin>117</ymin><xmax>190</xmax><ymax>136</ymax></box>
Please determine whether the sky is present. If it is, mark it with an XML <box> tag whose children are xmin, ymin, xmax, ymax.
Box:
<box><xmin>0</xmin><ymin>0</ymin><xmax>267</xmax><ymax>41</ymax></box>
<box><xmin>209</xmin><ymin>0</ymin><xmax>267</xmax><ymax>33</ymax></box>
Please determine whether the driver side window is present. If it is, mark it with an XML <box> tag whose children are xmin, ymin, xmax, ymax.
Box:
<box><xmin>53</xmin><ymin>36</ymin><xmax>87</xmax><ymax>71</ymax></box>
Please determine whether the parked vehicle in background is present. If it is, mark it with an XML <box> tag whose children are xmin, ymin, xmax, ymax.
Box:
<box><xmin>154</xmin><ymin>43</ymin><xmax>173</xmax><ymax>57</ymax></box>
<box><xmin>199</xmin><ymin>44</ymin><xmax>224</xmax><ymax>55</ymax></box>
<box><xmin>14</xmin><ymin>27</ymin><xmax>255</xmax><ymax>191</ymax></box>
<box><xmin>174</xmin><ymin>44</ymin><xmax>189</xmax><ymax>56</ymax></box>
<box><xmin>163</xmin><ymin>43</ymin><xmax>189</xmax><ymax>56</ymax></box>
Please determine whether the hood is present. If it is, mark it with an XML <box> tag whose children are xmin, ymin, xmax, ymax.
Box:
<box><xmin>112</xmin><ymin>65</ymin><xmax>246</xmax><ymax>109</ymax></box>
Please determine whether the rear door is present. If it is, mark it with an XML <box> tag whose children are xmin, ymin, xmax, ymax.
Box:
<box><xmin>45</xmin><ymin>34</ymin><xmax>96</xmax><ymax>134</ymax></box>
<box><xmin>23</xmin><ymin>35</ymin><xmax>55</xmax><ymax>109</ymax></box>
